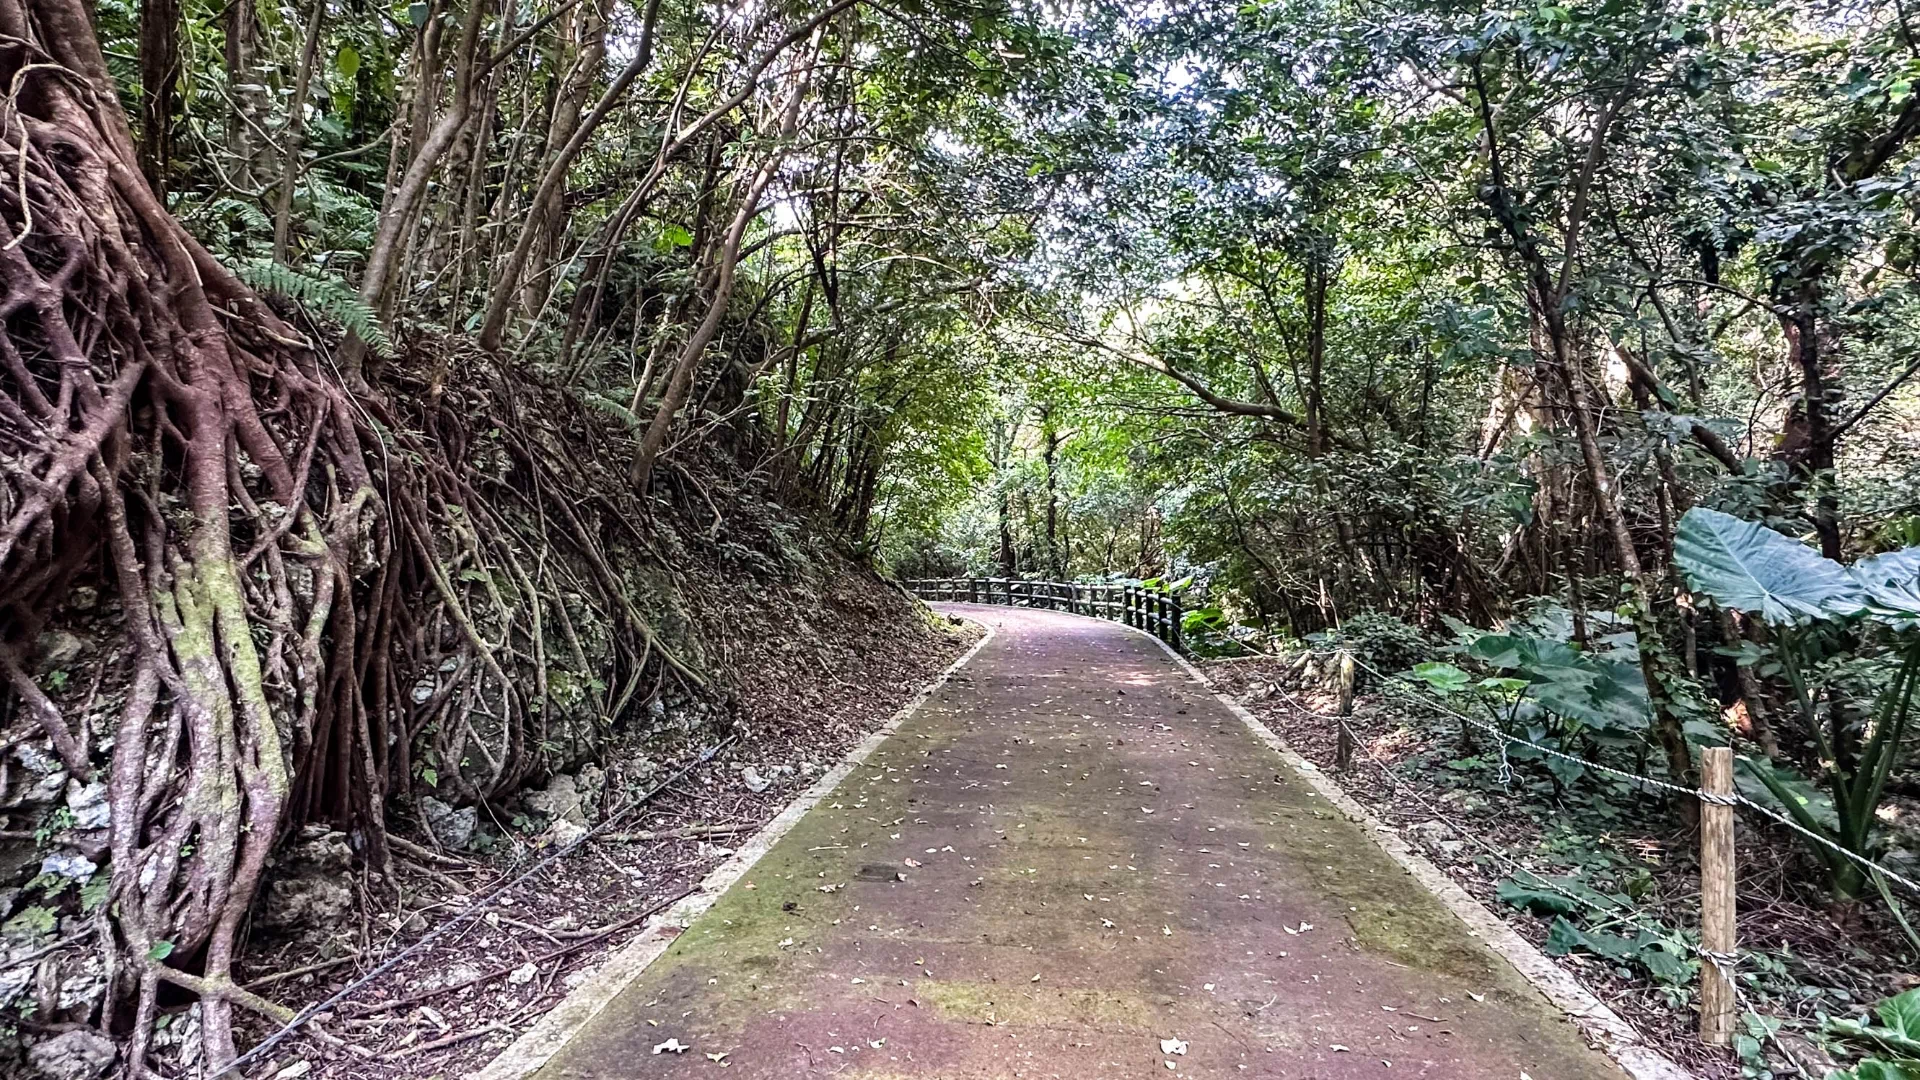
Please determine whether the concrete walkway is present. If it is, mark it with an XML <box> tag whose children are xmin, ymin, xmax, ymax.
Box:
<box><xmin>528</xmin><ymin>605</ymin><xmax>1627</xmax><ymax>1079</ymax></box>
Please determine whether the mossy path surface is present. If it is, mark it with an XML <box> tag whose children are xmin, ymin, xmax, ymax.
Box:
<box><xmin>529</xmin><ymin>605</ymin><xmax>1626</xmax><ymax>1079</ymax></box>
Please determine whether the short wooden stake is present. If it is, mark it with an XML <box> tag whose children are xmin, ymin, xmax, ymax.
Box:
<box><xmin>1335</xmin><ymin>650</ymin><xmax>1356</xmax><ymax>770</ymax></box>
<box><xmin>1700</xmin><ymin>745</ymin><xmax>1736</xmax><ymax>1046</ymax></box>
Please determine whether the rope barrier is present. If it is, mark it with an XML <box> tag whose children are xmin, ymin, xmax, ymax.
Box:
<box><xmin>1293</xmin><ymin>649</ymin><xmax>1920</xmax><ymax>900</ymax></box>
<box><xmin>213</xmin><ymin>734</ymin><xmax>738</xmax><ymax>1078</ymax></box>
<box><xmin>1267</xmin><ymin>673</ymin><xmax>1749</xmax><ymax>997</ymax></box>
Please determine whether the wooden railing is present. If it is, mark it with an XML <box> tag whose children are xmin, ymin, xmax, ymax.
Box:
<box><xmin>904</xmin><ymin>577</ymin><xmax>1184</xmax><ymax>653</ymax></box>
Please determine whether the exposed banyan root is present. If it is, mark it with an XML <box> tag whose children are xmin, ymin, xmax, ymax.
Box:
<box><xmin>1</xmin><ymin>0</ymin><xmax>391</xmax><ymax>1063</ymax></box>
<box><xmin>0</xmin><ymin>0</ymin><xmax>694</xmax><ymax>1068</ymax></box>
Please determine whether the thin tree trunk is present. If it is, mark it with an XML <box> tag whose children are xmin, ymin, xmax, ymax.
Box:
<box><xmin>137</xmin><ymin>0</ymin><xmax>179</xmax><ymax>196</ymax></box>
<box><xmin>630</xmin><ymin>33</ymin><xmax>822</xmax><ymax>488</ymax></box>
<box><xmin>272</xmin><ymin>0</ymin><xmax>327</xmax><ymax>262</ymax></box>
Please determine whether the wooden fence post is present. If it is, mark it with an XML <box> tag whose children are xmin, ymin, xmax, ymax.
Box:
<box><xmin>1700</xmin><ymin>745</ymin><xmax>1736</xmax><ymax>1046</ymax></box>
<box><xmin>1335</xmin><ymin>650</ymin><xmax>1356</xmax><ymax>770</ymax></box>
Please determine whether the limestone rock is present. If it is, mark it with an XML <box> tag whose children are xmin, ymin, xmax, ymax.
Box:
<box><xmin>524</xmin><ymin>774</ymin><xmax>584</xmax><ymax>825</ymax></box>
<box><xmin>36</xmin><ymin>632</ymin><xmax>84</xmax><ymax>673</ymax></box>
<box><xmin>576</xmin><ymin>764</ymin><xmax>606</xmax><ymax>813</ymax></box>
<box><xmin>65</xmin><ymin>781</ymin><xmax>109</xmax><ymax>831</ymax></box>
<box><xmin>27</xmin><ymin>1030</ymin><xmax>114</xmax><ymax>1080</ymax></box>
<box><xmin>38</xmin><ymin>853</ymin><xmax>95</xmax><ymax>882</ymax></box>
<box><xmin>52</xmin><ymin>950</ymin><xmax>107</xmax><ymax>1012</ymax></box>
<box><xmin>280</xmin><ymin>830</ymin><xmax>353</xmax><ymax>876</ymax></box>
<box><xmin>421</xmin><ymin>796</ymin><xmax>476</xmax><ymax>850</ymax></box>
<box><xmin>257</xmin><ymin>874</ymin><xmax>353</xmax><ymax>930</ymax></box>
<box><xmin>545</xmin><ymin>819</ymin><xmax>588</xmax><ymax>849</ymax></box>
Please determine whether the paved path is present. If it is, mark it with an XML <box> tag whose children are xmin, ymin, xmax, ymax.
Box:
<box><xmin>529</xmin><ymin>605</ymin><xmax>1626</xmax><ymax>1079</ymax></box>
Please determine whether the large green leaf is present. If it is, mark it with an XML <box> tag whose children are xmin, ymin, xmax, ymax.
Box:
<box><xmin>1737</xmin><ymin>756</ymin><xmax>1842</xmax><ymax>836</ymax></box>
<box><xmin>1674</xmin><ymin>507</ymin><xmax>1866</xmax><ymax>624</ymax></box>
<box><xmin>1495</xmin><ymin>878</ymin><xmax>1580</xmax><ymax>917</ymax></box>
<box><xmin>1830</xmin><ymin>989</ymin><xmax>1920</xmax><ymax>1062</ymax></box>
<box><xmin>1407</xmin><ymin>661</ymin><xmax>1470</xmax><ymax>693</ymax></box>
<box><xmin>1468</xmin><ymin>634</ymin><xmax>1597</xmax><ymax>687</ymax></box>
<box><xmin>1881</xmin><ymin>988</ymin><xmax>1920</xmax><ymax>1041</ymax></box>
<box><xmin>1468</xmin><ymin>633</ymin><xmax>1648</xmax><ymax>732</ymax></box>
<box><xmin>1847</xmin><ymin>1060</ymin><xmax>1920</xmax><ymax>1080</ymax></box>
<box><xmin>1853</xmin><ymin>548</ymin><xmax>1920</xmax><ymax>629</ymax></box>
<box><xmin>1544</xmin><ymin>916</ymin><xmax>1636</xmax><ymax>962</ymax></box>
<box><xmin>1531</xmin><ymin>656</ymin><xmax>1651</xmax><ymax>732</ymax></box>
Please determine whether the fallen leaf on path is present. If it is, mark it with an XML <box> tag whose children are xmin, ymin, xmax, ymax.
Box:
<box><xmin>653</xmin><ymin>1039</ymin><xmax>691</xmax><ymax>1054</ymax></box>
<box><xmin>1160</xmin><ymin>1038</ymin><xmax>1188</xmax><ymax>1055</ymax></box>
<box><xmin>705</xmin><ymin>1052</ymin><xmax>730</xmax><ymax>1063</ymax></box>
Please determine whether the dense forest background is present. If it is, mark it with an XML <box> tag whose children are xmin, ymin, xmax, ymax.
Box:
<box><xmin>3</xmin><ymin>0</ymin><xmax>1920</xmax><ymax>1069</ymax></box>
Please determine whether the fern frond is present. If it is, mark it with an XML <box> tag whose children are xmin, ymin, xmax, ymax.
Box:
<box><xmin>225</xmin><ymin>257</ymin><xmax>394</xmax><ymax>358</ymax></box>
<box><xmin>207</xmin><ymin>197</ymin><xmax>273</xmax><ymax>236</ymax></box>
<box><xmin>583</xmin><ymin>391</ymin><xmax>645</xmax><ymax>430</ymax></box>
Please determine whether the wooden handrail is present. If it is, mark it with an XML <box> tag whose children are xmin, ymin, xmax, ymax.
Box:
<box><xmin>902</xmin><ymin>577</ymin><xmax>1184</xmax><ymax>654</ymax></box>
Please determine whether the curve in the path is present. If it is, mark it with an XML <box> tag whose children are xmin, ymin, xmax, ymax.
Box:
<box><xmin>527</xmin><ymin>604</ymin><xmax>1629</xmax><ymax>1079</ymax></box>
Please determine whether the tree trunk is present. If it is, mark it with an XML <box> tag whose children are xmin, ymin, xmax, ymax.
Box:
<box><xmin>271</xmin><ymin>0</ymin><xmax>327</xmax><ymax>262</ymax></box>
<box><xmin>136</xmin><ymin>0</ymin><xmax>179</xmax><ymax>196</ymax></box>
<box><xmin>344</xmin><ymin>0</ymin><xmax>490</xmax><ymax>378</ymax></box>
<box><xmin>630</xmin><ymin>32</ymin><xmax>822</xmax><ymax>488</ymax></box>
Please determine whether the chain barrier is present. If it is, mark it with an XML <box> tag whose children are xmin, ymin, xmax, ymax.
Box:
<box><xmin>213</xmin><ymin>735</ymin><xmax>738</xmax><ymax>1078</ymax></box>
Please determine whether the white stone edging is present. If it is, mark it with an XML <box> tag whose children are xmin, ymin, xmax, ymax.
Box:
<box><xmin>1122</xmin><ymin>619</ymin><xmax>1696</xmax><ymax>1080</ymax></box>
<box><xmin>469</xmin><ymin>618</ymin><xmax>996</xmax><ymax>1080</ymax></box>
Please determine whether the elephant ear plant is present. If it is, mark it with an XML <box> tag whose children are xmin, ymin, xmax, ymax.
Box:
<box><xmin>1674</xmin><ymin>508</ymin><xmax>1920</xmax><ymax>904</ymax></box>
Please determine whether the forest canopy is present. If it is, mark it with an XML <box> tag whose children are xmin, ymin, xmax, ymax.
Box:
<box><xmin>3</xmin><ymin>0</ymin><xmax>1920</xmax><ymax>1068</ymax></box>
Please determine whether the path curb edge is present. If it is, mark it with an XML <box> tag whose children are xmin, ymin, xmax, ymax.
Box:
<box><xmin>1130</xmin><ymin>625</ymin><xmax>1698</xmax><ymax>1080</ymax></box>
<box><xmin>468</xmin><ymin>618</ymin><xmax>997</xmax><ymax>1080</ymax></box>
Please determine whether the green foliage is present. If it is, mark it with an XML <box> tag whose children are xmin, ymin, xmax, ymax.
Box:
<box><xmin>1315</xmin><ymin>613</ymin><xmax>1432</xmax><ymax>675</ymax></box>
<box><xmin>1676</xmin><ymin>506</ymin><xmax>1920</xmax><ymax>899</ymax></box>
<box><xmin>1825</xmin><ymin>988</ymin><xmax>1920</xmax><ymax>1077</ymax></box>
<box><xmin>0</xmin><ymin>906</ymin><xmax>54</xmax><ymax>940</ymax></box>
<box><xmin>1469</xmin><ymin>633</ymin><xmax>1651</xmax><ymax>738</ymax></box>
<box><xmin>224</xmin><ymin>258</ymin><xmax>393</xmax><ymax>358</ymax></box>
<box><xmin>1677</xmin><ymin>508</ymin><xmax>1868</xmax><ymax>624</ymax></box>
